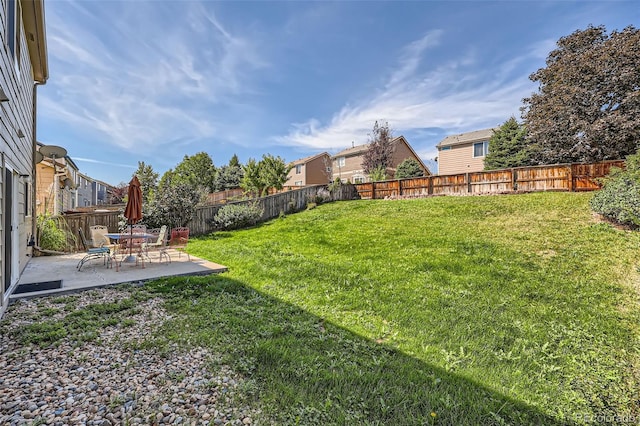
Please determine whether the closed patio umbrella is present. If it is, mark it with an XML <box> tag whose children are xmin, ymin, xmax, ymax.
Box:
<box><xmin>123</xmin><ymin>175</ymin><xmax>143</xmax><ymax>262</ymax></box>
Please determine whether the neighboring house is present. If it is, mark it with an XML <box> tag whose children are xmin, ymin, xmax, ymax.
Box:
<box><xmin>285</xmin><ymin>152</ymin><xmax>332</xmax><ymax>188</ymax></box>
<box><xmin>331</xmin><ymin>136</ymin><xmax>431</xmax><ymax>183</ymax></box>
<box><xmin>35</xmin><ymin>143</ymin><xmax>79</xmax><ymax>215</ymax></box>
<box><xmin>75</xmin><ymin>172</ymin><xmax>114</xmax><ymax>207</ymax></box>
<box><xmin>436</xmin><ymin>128</ymin><xmax>496</xmax><ymax>175</ymax></box>
<box><xmin>0</xmin><ymin>0</ymin><xmax>48</xmax><ymax>314</ymax></box>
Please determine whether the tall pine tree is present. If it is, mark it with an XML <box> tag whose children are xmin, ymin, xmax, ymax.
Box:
<box><xmin>484</xmin><ymin>117</ymin><xmax>536</xmax><ymax>170</ymax></box>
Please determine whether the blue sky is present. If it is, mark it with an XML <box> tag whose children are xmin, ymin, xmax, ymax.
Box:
<box><xmin>38</xmin><ymin>1</ymin><xmax>639</xmax><ymax>185</ymax></box>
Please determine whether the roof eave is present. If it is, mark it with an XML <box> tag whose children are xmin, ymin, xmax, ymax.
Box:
<box><xmin>22</xmin><ymin>0</ymin><xmax>48</xmax><ymax>84</ymax></box>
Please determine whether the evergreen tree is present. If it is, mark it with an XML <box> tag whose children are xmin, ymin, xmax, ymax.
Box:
<box><xmin>213</xmin><ymin>154</ymin><xmax>244</xmax><ymax>191</ymax></box>
<box><xmin>395</xmin><ymin>158</ymin><xmax>424</xmax><ymax>179</ymax></box>
<box><xmin>484</xmin><ymin>117</ymin><xmax>536</xmax><ymax>170</ymax></box>
<box><xmin>133</xmin><ymin>161</ymin><xmax>159</xmax><ymax>203</ymax></box>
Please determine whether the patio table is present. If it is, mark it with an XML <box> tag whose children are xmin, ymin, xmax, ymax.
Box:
<box><xmin>105</xmin><ymin>233</ymin><xmax>157</xmax><ymax>266</ymax></box>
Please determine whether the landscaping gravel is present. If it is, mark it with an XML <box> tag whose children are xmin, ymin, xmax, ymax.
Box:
<box><xmin>0</xmin><ymin>288</ymin><xmax>260</xmax><ymax>425</ymax></box>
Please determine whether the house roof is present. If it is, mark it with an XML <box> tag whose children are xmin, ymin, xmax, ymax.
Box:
<box><xmin>436</xmin><ymin>128</ymin><xmax>496</xmax><ymax>148</ymax></box>
<box><xmin>332</xmin><ymin>136</ymin><xmax>432</xmax><ymax>175</ymax></box>
<box><xmin>22</xmin><ymin>0</ymin><xmax>48</xmax><ymax>83</ymax></box>
<box><xmin>333</xmin><ymin>143</ymin><xmax>370</xmax><ymax>158</ymax></box>
<box><xmin>290</xmin><ymin>151</ymin><xmax>330</xmax><ymax>166</ymax></box>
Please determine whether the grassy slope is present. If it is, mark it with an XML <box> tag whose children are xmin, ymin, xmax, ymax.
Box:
<box><xmin>152</xmin><ymin>192</ymin><xmax>639</xmax><ymax>425</ymax></box>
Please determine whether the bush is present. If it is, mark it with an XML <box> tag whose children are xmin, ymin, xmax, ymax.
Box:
<box><xmin>369</xmin><ymin>165</ymin><xmax>387</xmax><ymax>182</ymax></box>
<box><xmin>307</xmin><ymin>188</ymin><xmax>331</xmax><ymax>206</ymax></box>
<box><xmin>590</xmin><ymin>151</ymin><xmax>640</xmax><ymax>227</ymax></box>
<box><xmin>37</xmin><ymin>214</ymin><xmax>68</xmax><ymax>251</ymax></box>
<box><xmin>212</xmin><ymin>202</ymin><xmax>264</xmax><ymax>230</ymax></box>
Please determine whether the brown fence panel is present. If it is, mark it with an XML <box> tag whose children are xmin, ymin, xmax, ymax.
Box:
<box><xmin>432</xmin><ymin>174</ymin><xmax>467</xmax><ymax>195</ymax></box>
<box><xmin>354</xmin><ymin>182</ymin><xmax>373</xmax><ymax>199</ymax></box>
<box><xmin>515</xmin><ymin>165</ymin><xmax>570</xmax><ymax>192</ymax></box>
<box><xmin>572</xmin><ymin>160</ymin><xmax>625</xmax><ymax>191</ymax></box>
<box><xmin>400</xmin><ymin>176</ymin><xmax>432</xmax><ymax>197</ymax></box>
<box><xmin>371</xmin><ymin>180</ymin><xmax>399</xmax><ymax>199</ymax></box>
<box><xmin>469</xmin><ymin>170</ymin><xmax>513</xmax><ymax>194</ymax></box>
<box><xmin>206</xmin><ymin>188</ymin><xmax>244</xmax><ymax>205</ymax></box>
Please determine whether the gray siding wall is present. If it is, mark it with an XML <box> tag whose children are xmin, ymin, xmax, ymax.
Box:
<box><xmin>1</xmin><ymin>0</ymin><xmax>38</xmax><ymax>312</ymax></box>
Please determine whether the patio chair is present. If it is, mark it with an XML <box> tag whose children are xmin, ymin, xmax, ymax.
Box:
<box><xmin>77</xmin><ymin>228</ymin><xmax>112</xmax><ymax>271</ymax></box>
<box><xmin>142</xmin><ymin>225</ymin><xmax>171</xmax><ymax>264</ymax></box>
<box><xmin>168</xmin><ymin>227</ymin><xmax>190</xmax><ymax>260</ymax></box>
<box><xmin>90</xmin><ymin>225</ymin><xmax>117</xmax><ymax>252</ymax></box>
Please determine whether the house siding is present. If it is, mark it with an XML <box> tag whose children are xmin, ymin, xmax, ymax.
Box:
<box><xmin>0</xmin><ymin>0</ymin><xmax>42</xmax><ymax>314</ymax></box>
<box><xmin>305</xmin><ymin>154</ymin><xmax>331</xmax><ymax>185</ymax></box>
<box><xmin>332</xmin><ymin>137</ymin><xmax>430</xmax><ymax>183</ymax></box>
<box><xmin>438</xmin><ymin>143</ymin><xmax>486</xmax><ymax>175</ymax></box>
<box><xmin>436</xmin><ymin>128</ymin><xmax>494</xmax><ymax>175</ymax></box>
<box><xmin>333</xmin><ymin>153</ymin><xmax>367</xmax><ymax>183</ymax></box>
<box><xmin>285</xmin><ymin>152</ymin><xmax>331</xmax><ymax>187</ymax></box>
<box><xmin>389</xmin><ymin>142</ymin><xmax>426</xmax><ymax>178</ymax></box>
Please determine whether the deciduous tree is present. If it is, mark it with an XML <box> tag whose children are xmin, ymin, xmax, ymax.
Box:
<box><xmin>240</xmin><ymin>154</ymin><xmax>292</xmax><ymax>197</ymax></box>
<box><xmin>173</xmin><ymin>152</ymin><xmax>216</xmax><ymax>192</ymax></box>
<box><xmin>522</xmin><ymin>25</ymin><xmax>640</xmax><ymax>164</ymax></box>
<box><xmin>362</xmin><ymin>121</ymin><xmax>395</xmax><ymax>174</ymax></box>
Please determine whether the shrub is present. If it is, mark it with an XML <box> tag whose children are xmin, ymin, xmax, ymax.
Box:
<box><xmin>212</xmin><ymin>202</ymin><xmax>264</xmax><ymax>230</ymax></box>
<box><xmin>369</xmin><ymin>165</ymin><xmax>388</xmax><ymax>182</ymax></box>
<box><xmin>37</xmin><ymin>214</ymin><xmax>68</xmax><ymax>251</ymax></box>
<box><xmin>307</xmin><ymin>188</ymin><xmax>331</xmax><ymax>206</ymax></box>
<box><xmin>590</xmin><ymin>151</ymin><xmax>640</xmax><ymax>227</ymax></box>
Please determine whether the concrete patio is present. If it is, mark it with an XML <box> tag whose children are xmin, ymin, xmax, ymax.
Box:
<box><xmin>11</xmin><ymin>249</ymin><xmax>227</xmax><ymax>302</ymax></box>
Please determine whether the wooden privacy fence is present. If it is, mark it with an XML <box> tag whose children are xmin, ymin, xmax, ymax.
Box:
<box><xmin>188</xmin><ymin>184</ymin><xmax>358</xmax><ymax>236</ymax></box>
<box><xmin>206</xmin><ymin>188</ymin><xmax>244</xmax><ymax>205</ymax></box>
<box><xmin>353</xmin><ymin>160</ymin><xmax>625</xmax><ymax>199</ymax></box>
<box><xmin>56</xmin><ymin>210</ymin><xmax>122</xmax><ymax>252</ymax></box>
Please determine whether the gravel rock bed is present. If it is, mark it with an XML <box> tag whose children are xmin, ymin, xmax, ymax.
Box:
<box><xmin>0</xmin><ymin>288</ymin><xmax>260</xmax><ymax>425</ymax></box>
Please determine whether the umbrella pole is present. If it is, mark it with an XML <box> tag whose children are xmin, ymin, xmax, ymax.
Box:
<box><xmin>123</xmin><ymin>222</ymin><xmax>136</xmax><ymax>263</ymax></box>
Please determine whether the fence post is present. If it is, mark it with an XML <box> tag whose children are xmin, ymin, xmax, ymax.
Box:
<box><xmin>398</xmin><ymin>179</ymin><xmax>403</xmax><ymax>197</ymax></box>
<box><xmin>428</xmin><ymin>176</ymin><xmax>433</xmax><ymax>195</ymax></box>
<box><xmin>511</xmin><ymin>168</ymin><xmax>517</xmax><ymax>192</ymax></box>
<box><xmin>371</xmin><ymin>182</ymin><xmax>376</xmax><ymax>200</ymax></box>
<box><xmin>466</xmin><ymin>173</ymin><xmax>471</xmax><ymax>193</ymax></box>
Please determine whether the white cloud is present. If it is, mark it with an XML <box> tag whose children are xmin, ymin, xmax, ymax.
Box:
<box><xmin>276</xmin><ymin>30</ymin><xmax>538</xmax><ymax>152</ymax></box>
<box><xmin>41</xmin><ymin>0</ymin><xmax>268</xmax><ymax>155</ymax></box>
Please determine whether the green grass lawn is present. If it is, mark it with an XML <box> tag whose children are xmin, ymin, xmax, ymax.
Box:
<box><xmin>147</xmin><ymin>192</ymin><xmax>640</xmax><ymax>425</ymax></box>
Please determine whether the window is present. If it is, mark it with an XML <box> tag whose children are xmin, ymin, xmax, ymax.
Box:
<box><xmin>295</xmin><ymin>164</ymin><xmax>302</xmax><ymax>174</ymax></box>
<box><xmin>294</xmin><ymin>181</ymin><xmax>303</xmax><ymax>186</ymax></box>
<box><xmin>473</xmin><ymin>141</ymin><xmax>489</xmax><ymax>158</ymax></box>
<box><xmin>441</xmin><ymin>146</ymin><xmax>451</xmax><ymax>151</ymax></box>
<box><xmin>337</xmin><ymin>157</ymin><xmax>345</xmax><ymax>167</ymax></box>
<box><xmin>353</xmin><ymin>176</ymin><xmax>365</xmax><ymax>184</ymax></box>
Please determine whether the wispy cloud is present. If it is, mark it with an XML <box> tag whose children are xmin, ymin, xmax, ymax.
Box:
<box><xmin>73</xmin><ymin>157</ymin><xmax>137</xmax><ymax>169</ymax></box>
<box><xmin>41</xmin><ymin>0</ymin><xmax>268</xmax><ymax>155</ymax></box>
<box><xmin>277</xmin><ymin>29</ymin><xmax>538</xmax><ymax>152</ymax></box>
